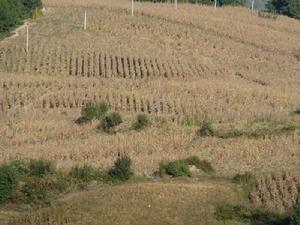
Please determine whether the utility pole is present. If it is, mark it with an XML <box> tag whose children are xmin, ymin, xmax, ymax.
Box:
<box><xmin>26</xmin><ymin>24</ymin><xmax>29</xmax><ymax>53</ymax></box>
<box><xmin>84</xmin><ymin>10</ymin><xmax>87</xmax><ymax>30</ymax></box>
<box><xmin>132</xmin><ymin>0</ymin><xmax>134</xmax><ymax>16</ymax></box>
<box><xmin>251</xmin><ymin>0</ymin><xmax>254</xmax><ymax>10</ymax></box>
<box><xmin>214</xmin><ymin>0</ymin><xmax>217</xmax><ymax>8</ymax></box>
<box><xmin>175</xmin><ymin>0</ymin><xmax>178</xmax><ymax>10</ymax></box>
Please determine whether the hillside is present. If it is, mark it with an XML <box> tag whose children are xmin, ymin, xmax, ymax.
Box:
<box><xmin>0</xmin><ymin>0</ymin><xmax>300</xmax><ymax>224</ymax></box>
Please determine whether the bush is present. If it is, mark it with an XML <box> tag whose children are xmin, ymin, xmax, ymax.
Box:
<box><xmin>108</xmin><ymin>155</ymin><xmax>133</xmax><ymax>181</ymax></box>
<box><xmin>185</xmin><ymin>156</ymin><xmax>214</xmax><ymax>174</ymax></box>
<box><xmin>196</xmin><ymin>119</ymin><xmax>215</xmax><ymax>137</ymax></box>
<box><xmin>29</xmin><ymin>159</ymin><xmax>55</xmax><ymax>177</ymax></box>
<box><xmin>76</xmin><ymin>102</ymin><xmax>109</xmax><ymax>124</ymax></box>
<box><xmin>165</xmin><ymin>160</ymin><xmax>191</xmax><ymax>177</ymax></box>
<box><xmin>291</xmin><ymin>108</ymin><xmax>300</xmax><ymax>115</ymax></box>
<box><xmin>69</xmin><ymin>165</ymin><xmax>101</xmax><ymax>182</ymax></box>
<box><xmin>100</xmin><ymin>112</ymin><xmax>122</xmax><ymax>133</ymax></box>
<box><xmin>132</xmin><ymin>114</ymin><xmax>150</xmax><ymax>130</ymax></box>
<box><xmin>232</xmin><ymin>172</ymin><xmax>255</xmax><ymax>186</ymax></box>
<box><xmin>0</xmin><ymin>164</ymin><xmax>18</xmax><ymax>203</ymax></box>
<box><xmin>290</xmin><ymin>203</ymin><xmax>300</xmax><ymax>225</ymax></box>
<box><xmin>295</xmin><ymin>54</ymin><xmax>300</xmax><ymax>61</ymax></box>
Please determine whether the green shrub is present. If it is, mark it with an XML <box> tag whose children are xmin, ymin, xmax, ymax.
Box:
<box><xmin>165</xmin><ymin>160</ymin><xmax>191</xmax><ymax>177</ymax></box>
<box><xmin>29</xmin><ymin>159</ymin><xmax>55</xmax><ymax>177</ymax></box>
<box><xmin>108</xmin><ymin>155</ymin><xmax>133</xmax><ymax>181</ymax></box>
<box><xmin>101</xmin><ymin>112</ymin><xmax>122</xmax><ymax>133</ymax></box>
<box><xmin>0</xmin><ymin>164</ymin><xmax>18</xmax><ymax>203</ymax></box>
<box><xmin>8</xmin><ymin>157</ymin><xmax>29</xmax><ymax>175</ymax></box>
<box><xmin>185</xmin><ymin>156</ymin><xmax>214</xmax><ymax>174</ymax></box>
<box><xmin>295</xmin><ymin>54</ymin><xmax>300</xmax><ymax>61</ymax></box>
<box><xmin>197</xmin><ymin>119</ymin><xmax>215</xmax><ymax>137</ymax></box>
<box><xmin>266</xmin><ymin>0</ymin><xmax>300</xmax><ymax>20</ymax></box>
<box><xmin>232</xmin><ymin>172</ymin><xmax>255</xmax><ymax>186</ymax></box>
<box><xmin>76</xmin><ymin>101</ymin><xmax>109</xmax><ymax>124</ymax></box>
<box><xmin>132</xmin><ymin>114</ymin><xmax>150</xmax><ymax>130</ymax></box>
<box><xmin>290</xmin><ymin>203</ymin><xmax>300</xmax><ymax>225</ymax></box>
<box><xmin>69</xmin><ymin>165</ymin><xmax>101</xmax><ymax>182</ymax></box>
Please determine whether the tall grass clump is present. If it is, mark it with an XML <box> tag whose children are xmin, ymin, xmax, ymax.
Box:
<box><xmin>185</xmin><ymin>156</ymin><xmax>215</xmax><ymax>174</ymax></box>
<box><xmin>132</xmin><ymin>114</ymin><xmax>150</xmax><ymax>130</ymax></box>
<box><xmin>69</xmin><ymin>165</ymin><xmax>101</xmax><ymax>182</ymax></box>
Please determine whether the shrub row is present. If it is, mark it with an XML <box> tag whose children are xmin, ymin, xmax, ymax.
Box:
<box><xmin>76</xmin><ymin>102</ymin><xmax>150</xmax><ymax>133</ymax></box>
<box><xmin>0</xmin><ymin>155</ymin><xmax>133</xmax><ymax>205</ymax></box>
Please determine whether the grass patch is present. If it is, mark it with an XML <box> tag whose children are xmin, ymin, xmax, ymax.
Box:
<box><xmin>132</xmin><ymin>114</ymin><xmax>150</xmax><ymax>130</ymax></box>
<box><xmin>196</xmin><ymin>118</ymin><xmax>300</xmax><ymax>139</ymax></box>
<box><xmin>215</xmin><ymin>202</ymin><xmax>289</xmax><ymax>225</ymax></box>
<box><xmin>258</xmin><ymin>10</ymin><xmax>278</xmax><ymax>20</ymax></box>
<box><xmin>157</xmin><ymin>156</ymin><xmax>214</xmax><ymax>177</ymax></box>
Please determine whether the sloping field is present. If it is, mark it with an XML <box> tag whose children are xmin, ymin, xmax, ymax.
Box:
<box><xmin>0</xmin><ymin>0</ymin><xmax>299</xmax><ymax>184</ymax></box>
<box><xmin>3</xmin><ymin>180</ymin><xmax>245</xmax><ymax>225</ymax></box>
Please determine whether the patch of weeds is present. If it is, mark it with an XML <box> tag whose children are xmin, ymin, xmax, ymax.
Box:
<box><xmin>232</xmin><ymin>172</ymin><xmax>256</xmax><ymax>197</ymax></box>
<box><xmin>28</xmin><ymin>159</ymin><xmax>55</xmax><ymax>177</ymax></box>
<box><xmin>157</xmin><ymin>156</ymin><xmax>214</xmax><ymax>177</ymax></box>
<box><xmin>107</xmin><ymin>154</ymin><xmax>133</xmax><ymax>182</ymax></box>
<box><xmin>69</xmin><ymin>165</ymin><xmax>102</xmax><ymax>182</ymax></box>
<box><xmin>294</xmin><ymin>53</ymin><xmax>300</xmax><ymax>61</ymax></box>
<box><xmin>185</xmin><ymin>156</ymin><xmax>214</xmax><ymax>174</ymax></box>
<box><xmin>179</xmin><ymin>115</ymin><xmax>201</xmax><ymax>127</ymax></box>
<box><xmin>258</xmin><ymin>10</ymin><xmax>278</xmax><ymax>20</ymax></box>
<box><xmin>132</xmin><ymin>114</ymin><xmax>150</xmax><ymax>130</ymax></box>
<box><xmin>215</xmin><ymin>202</ymin><xmax>289</xmax><ymax>225</ymax></box>
<box><xmin>196</xmin><ymin>119</ymin><xmax>215</xmax><ymax>137</ymax></box>
<box><xmin>0</xmin><ymin>164</ymin><xmax>18</xmax><ymax>203</ymax></box>
<box><xmin>100</xmin><ymin>112</ymin><xmax>122</xmax><ymax>133</ymax></box>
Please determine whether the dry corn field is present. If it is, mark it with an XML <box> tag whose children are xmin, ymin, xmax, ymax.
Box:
<box><xmin>0</xmin><ymin>0</ymin><xmax>300</xmax><ymax>178</ymax></box>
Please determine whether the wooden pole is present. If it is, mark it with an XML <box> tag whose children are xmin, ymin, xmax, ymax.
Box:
<box><xmin>84</xmin><ymin>10</ymin><xmax>87</xmax><ymax>30</ymax></box>
<box><xmin>132</xmin><ymin>0</ymin><xmax>134</xmax><ymax>16</ymax></box>
<box><xmin>26</xmin><ymin>24</ymin><xmax>29</xmax><ymax>53</ymax></box>
<box><xmin>175</xmin><ymin>0</ymin><xmax>178</xmax><ymax>9</ymax></box>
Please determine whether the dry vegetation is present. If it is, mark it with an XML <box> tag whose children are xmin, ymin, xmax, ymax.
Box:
<box><xmin>0</xmin><ymin>0</ymin><xmax>300</xmax><ymax>223</ymax></box>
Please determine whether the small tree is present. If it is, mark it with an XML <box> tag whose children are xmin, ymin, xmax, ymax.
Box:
<box><xmin>290</xmin><ymin>203</ymin><xmax>300</xmax><ymax>225</ymax></box>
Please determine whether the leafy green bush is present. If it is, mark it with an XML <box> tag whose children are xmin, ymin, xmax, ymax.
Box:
<box><xmin>165</xmin><ymin>160</ymin><xmax>191</xmax><ymax>177</ymax></box>
<box><xmin>76</xmin><ymin>102</ymin><xmax>109</xmax><ymax>124</ymax></box>
<box><xmin>290</xmin><ymin>203</ymin><xmax>300</xmax><ymax>225</ymax></box>
<box><xmin>108</xmin><ymin>155</ymin><xmax>133</xmax><ymax>181</ymax></box>
<box><xmin>185</xmin><ymin>156</ymin><xmax>214</xmax><ymax>174</ymax></box>
<box><xmin>291</xmin><ymin>108</ymin><xmax>300</xmax><ymax>115</ymax></box>
<box><xmin>100</xmin><ymin>112</ymin><xmax>123</xmax><ymax>133</ymax></box>
<box><xmin>0</xmin><ymin>164</ymin><xmax>18</xmax><ymax>203</ymax></box>
<box><xmin>232</xmin><ymin>172</ymin><xmax>255</xmax><ymax>186</ymax></box>
<box><xmin>29</xmin><ymin>159</ymin><xmax>55</xmax><ymax>177</ymax></box>
<box><xmin>132</xmin><ymin>114</ymin><xmax>150</xmax><ymax>130</ymax></box>
<box><xmin>69</xmin><ymin>165</ymin><xmax>101</xmax><ymax>182</ymax></box>
<box><xmin>196</xmin><ymin>119</ymin><xmax>215</xmax><ymax>137</ymax></box>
